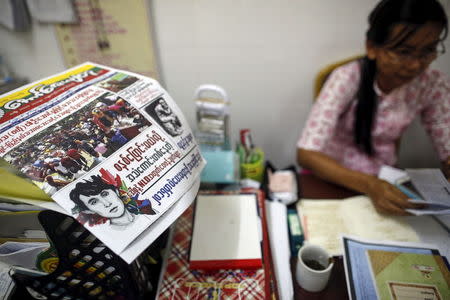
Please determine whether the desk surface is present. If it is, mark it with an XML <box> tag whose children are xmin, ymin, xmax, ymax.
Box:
<box><xmin>293</xmin><ymin>174</ymin><xmax>450</xmax><ymax>299</ymax></box>
<box><xmin>292</xmin><ymin>174</ymin><xmax>359</xmax><ymax>300</ymax></box>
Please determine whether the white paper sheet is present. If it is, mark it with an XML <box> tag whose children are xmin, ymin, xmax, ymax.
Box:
<box><xmin>0</xmin><ymin>241</ymin><xmax>49</xmax><ymax>269</ymax></box>
<box><xmin>378</xmin><ymin>165</ymin><xmax>409</xmax><ymax>184</ymax></box>
<box><xmin>26</xmin><ymin>0</ymin><xmax>78</xmax><ymax>23</ymax></box>
<box><xmin>265</xmin><ymin>200</ymin><xmax>294</xmax><ymax>300</ymax></box>
<box><xmin>406</xmin><ymin>169</ymin><xmax>450</xmax><ymax>205</ymax></box>
<box><xmin>0</xmin><ymin>262</ymin><xmax>15</xmax><ymax>300</ymax></box>
<box><xmin>189</xmin><ymin>193</ymin><xmax>261</xmax><ymax>266</ymax></box>
<box><xmin>406</xmin><ymin>169</ymin><xmax>450</xmax><ymax>215</ymax></box>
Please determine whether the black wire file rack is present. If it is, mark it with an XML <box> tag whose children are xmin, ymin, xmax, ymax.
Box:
<box><xmin>11</xmin><ymin>210</ymin><xmax>168</xmax><ymax>300</ymax></box>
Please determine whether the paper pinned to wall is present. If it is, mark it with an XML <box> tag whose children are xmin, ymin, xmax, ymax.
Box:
<box><xmin>26</xmin><ymin>0</ymin><xmax>78</xmax><ymax>24</ymax></box>
<box><xmin>0</xmin><ymin>0</ymin><xmax>31</xmax><ymax>31</ymax></box>
<box><xmin>55</xmin><ymin>0</ymin><xmax>159</xmax><ymax>79</ymax></box>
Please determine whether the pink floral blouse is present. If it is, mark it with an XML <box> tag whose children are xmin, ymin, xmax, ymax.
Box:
<box><xmin>297</xmin><ymin>61</ymin><xmax>450</xmax><ymax>175</ymax></box>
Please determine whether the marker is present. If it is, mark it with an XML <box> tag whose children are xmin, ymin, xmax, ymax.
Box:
<box><xmin>395</xmin><ymin>183</ymin><xmax>421</xmax><ymax>200</ymax></box>
<box><xmin>287</xmin><ymin>208</ymin><xmax>304</xmax><ymax>257</ymax></box>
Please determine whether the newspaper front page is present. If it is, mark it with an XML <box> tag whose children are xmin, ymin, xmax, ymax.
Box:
<box><xmin>0</xmin><ymin>62</ymin><xmax>205</xmax><ymax>261</ymax></box>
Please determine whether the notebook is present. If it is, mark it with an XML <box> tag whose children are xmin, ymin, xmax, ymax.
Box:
<box><xmin>189</xmin><ymin>193</ymin><xmax>262</xmax><ymax>270</ymax></box>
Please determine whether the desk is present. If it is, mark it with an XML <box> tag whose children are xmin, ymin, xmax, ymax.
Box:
<box><xmin>292</xmin><ymin>174</ymin><xmax>358</xmax><ymax>300</ymax></box>
<box><xmin>291</xmin><ymin>174</ymin><xmax>450</xmax><ymax>300</ymax></box>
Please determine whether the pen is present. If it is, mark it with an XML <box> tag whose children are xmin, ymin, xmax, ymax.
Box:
<box><xmin>395</xmin><ymin>183</ymin><xmax>421</xmax><ymax>199</ymax></box>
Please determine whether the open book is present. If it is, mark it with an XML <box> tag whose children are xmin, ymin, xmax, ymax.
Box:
<box><xmin>0</xmin><ymin>62</ymin><xmax>205</xmax><ymax>262</ymax></box>
<box><xmin>296</xmin><ymin>196</ymin><xmax>420</xmax><ymax>255</ymax></box>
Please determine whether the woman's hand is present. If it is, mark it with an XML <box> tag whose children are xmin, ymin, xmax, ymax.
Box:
<box><xmin>366</xmin><ymin>177</ymin><xmax>423</xmax><ymax>215</ymax></box>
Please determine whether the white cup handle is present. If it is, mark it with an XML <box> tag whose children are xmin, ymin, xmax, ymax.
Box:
<box><xmin>194</xmin><ymin>84</ymin><xmax>229</xmax><ymax>103</ymax></box>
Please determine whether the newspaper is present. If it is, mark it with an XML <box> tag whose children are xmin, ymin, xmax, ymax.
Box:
<box><xmin>0</xmin><ymin>62</ymin><xmax>205</xmax><ymax>262</ymax></box>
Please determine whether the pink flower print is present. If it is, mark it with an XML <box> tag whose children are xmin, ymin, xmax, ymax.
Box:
<box><xmin>310</xmin><ymin>109</ymin><xmax>320</xmax><ymax>119</ymax></box>
<box><xmin>345</xmin><ymin>150</ymin><xmax>356</xmax><ymax>161</ymax></box>
<box><xmin>338</xmin><ymin>102</ymin><xmax>349</xmax><ymax>110</ymax></box>
<box><xmin>432</xmin><ymin>91</ymin><xmax>441</xmax><ymax>100</ymax></box>
<box><xmin>326</xmin><ymin>127</ymin><xmax>334</xmax><ymax>135</ymax></box>
<box><xmin>379</xmin><ymin>110</ymin><xmax>388</xmax><ymax>118</ymax></box>
<box><xmin>313</xmin><ymin>138</ymin><xmax>321</xmax><ymax>147</ymax></box>
<box><xmin>324</xmin><ymin>109</ymin><xmax>333</xmax><ymax>119</ymax></box>
<box><xmin>433</xmin><ymin>128</ymin><xmax>444</xmax><ymax>139</ymax></box>
<box><xmin>310</xmin><ymin>120</ymin><xmax>318</xmax><ymax>128</ymax></box>
<box><xmin>338</xmin><ymin>84</ymin><xmax>346</xmax><ymax>94</ymax></box>
<box><xmin>427</xmin><ymin>107</ymin><xmax>437</xmax><ymax>116</ymax></box>
<box><xmin>377</xmin><ymin>121</ymin><xmax>387</xmax><ymax>130</ymax></box>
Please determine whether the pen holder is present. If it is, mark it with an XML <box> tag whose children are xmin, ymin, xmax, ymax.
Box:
<box><xmin>240</xmin><ymin>148</ymin><xmax>265</xmax><ymax>183</ymax></box>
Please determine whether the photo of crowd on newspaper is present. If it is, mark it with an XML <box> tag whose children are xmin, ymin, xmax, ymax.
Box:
<box><xmin>97</xmin><ymin>73</ymin><xmax>139</xmax><ymax>93</ymax></box>
<box><xmin>3</xmin><ymin>93</ymin><xmax>151</xmax><ymax>195</ymax></box>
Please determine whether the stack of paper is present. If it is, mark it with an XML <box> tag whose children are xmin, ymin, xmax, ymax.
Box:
<box><xmin>189</xmin><ymin>194</ymin><xmax>262</xmax><ymax>270</ymax></box>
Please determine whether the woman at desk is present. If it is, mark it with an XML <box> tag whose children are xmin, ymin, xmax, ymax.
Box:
<box><xmin>297</xmin><ymin>0</ymin><xmax>449</xmax><ymax>215</ymax></box>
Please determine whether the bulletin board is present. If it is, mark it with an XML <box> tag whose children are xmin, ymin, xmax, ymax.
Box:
<box><xmin>55</xmin><ymin>0</ymin><xmax>159</xmax><ymax>79</ymax></box>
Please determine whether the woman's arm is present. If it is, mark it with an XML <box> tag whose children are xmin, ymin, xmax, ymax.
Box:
<box><xmin>297</xmin><ymin>148</ymin><xmax>423</xmax><ymax>215</ymax></box>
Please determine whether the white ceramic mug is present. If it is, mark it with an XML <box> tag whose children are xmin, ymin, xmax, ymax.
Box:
<box><xmin>296</xmin><ymin>244</ymin><xmax>334</xmax><ymax>292</ymax></box>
